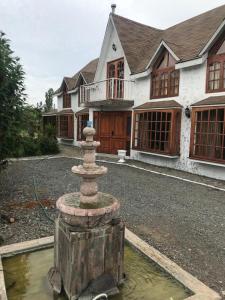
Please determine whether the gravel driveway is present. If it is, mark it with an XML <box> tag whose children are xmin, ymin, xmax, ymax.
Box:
<box><xmin>0</xmin><ymin>157</ymin><xmax>225</xmax><ymax>298</ymax></box>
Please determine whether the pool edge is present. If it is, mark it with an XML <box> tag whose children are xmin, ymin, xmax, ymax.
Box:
<box><xmin>0</xmin><ymin>230</ymin><xmax>221</xmax><ymax>300</ymax></box>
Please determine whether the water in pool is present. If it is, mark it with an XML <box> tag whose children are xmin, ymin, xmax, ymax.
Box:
<box><xmin>3</xmin><ymin>245</ymin><xmax>192</xmax><ymax>300</ymax></box>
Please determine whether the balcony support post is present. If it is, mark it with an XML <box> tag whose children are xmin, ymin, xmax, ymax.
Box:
<box><xmin>89</xmin><ymin>108</ymin><xmax>94</xmax><ymax>126</ymax></box>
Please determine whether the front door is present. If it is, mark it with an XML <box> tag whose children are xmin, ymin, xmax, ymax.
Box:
<box><xmin>95</xmin><ymin>111</ymin><xmax>131</xmax><ymax>154</ymax></box>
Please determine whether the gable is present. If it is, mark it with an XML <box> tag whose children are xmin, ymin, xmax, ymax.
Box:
<box><xmin>94</xmin><ymin>17</ymin><xmax>131</xmax><ymax>82</ymax></box>
<box><xmin>208</xmin><ymin>28</ymin><xmax>225</xmax><ymax>56</ymax></box>
<box><xmin>107</xmin><ymin>5</ymin><xmax>225</xmax><ymax>73</ymax></box>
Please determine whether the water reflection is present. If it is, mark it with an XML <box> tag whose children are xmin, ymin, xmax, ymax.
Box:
<box><xmin>3</xmin><ymin>245</ymin><xmax>191</xmax><ymax>300</ymax></box>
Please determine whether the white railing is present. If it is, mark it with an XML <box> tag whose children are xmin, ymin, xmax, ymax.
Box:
<box><xmin>80</xmin><ymin>78</ymin><xmax>134</xmax><ymax>103</ymax></box>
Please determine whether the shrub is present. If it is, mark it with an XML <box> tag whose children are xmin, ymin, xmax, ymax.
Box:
<box><xmin>23</xmin><ymin>136</ymin><xmax>41</xmax><ymax>156</ymax></box>
<box><xmin>39</xmin><ymin>135</ymin><xmax>59</xmax><ymax>155</ymax></box>
<box><xmin>39</xmin><ymin>124</ymin><xmax>59</xmax><ymax>155</ymax></box>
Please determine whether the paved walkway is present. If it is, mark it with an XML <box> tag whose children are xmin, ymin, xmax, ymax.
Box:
<box><xmin>1</xmin><ymin>154</ymin><xmax>225</xmax><ymax>298</ymax></box>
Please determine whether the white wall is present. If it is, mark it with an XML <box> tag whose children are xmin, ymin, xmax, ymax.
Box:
<box><xmin>57</xmin><ymin>95</ymin><xmax>63</xmax><ymax>110</ymax></box>
<box><xmin>94</xmin><ymin>18</ymin><xmax>131</xmax><ymax>83</ymax></box>
<box><xmin>132</xmin><ymin>60</ymin><xmax>225</xmax><ymax>180</ymax></box>
<box><xmin>56</xmin><ymin>16</ymin><xmax>225</xmax><ymax>180</ymax></box>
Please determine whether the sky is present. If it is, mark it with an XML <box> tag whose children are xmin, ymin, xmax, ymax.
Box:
<box><xmin>1</xmin><ymin>0</ymin><xmax>225</xmax><ymax>106</ymax></box>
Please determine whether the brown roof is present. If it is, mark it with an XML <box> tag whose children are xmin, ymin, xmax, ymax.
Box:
<box><xmin>55</xmin><ymin>58</ymin><xmax>99</xmax><ymax>94</ymax></box>
<box><xmin>81</xmin><ymin>71</ymin><xmax>95</xmax><ymax>84</ymax></box>
<box><xmin>64</xmin><ymin>77</ymin><xmax>77</xmax><ymax>91</ymax></box>
<box><xmin>75</xmin><ymin>108</ymin><xmax>89</xmax><ymax>116</ymax></box>
<box><xmin>134</xmin><ymin>100</ymin><xmax>182</xmax><ymax>110</ymax></box>
<box><xmin>56</xmin><ymin>4</ymin><xmax>225</xmax><ymax>88</ymax></box>
<box><xmin>57</xmin><ymin>109</ymin><xmax>74</xmax><ymax>115</ymax></box>
<box><xmin>71</xmin><ymin>58</ymin><xmax>99</xmax><ymax>87</ymax></box>
<box><xmin>191</xmin><ymin>96</ymin><xmax>225</xmax><ymax>107</ymax></box>
<box><xmin>42</xmin><ymin>109</ymin><xmax>58</xmax><ymax>116</ymax></box>
<box><xmin>112</xmin><ymin>14</ymin><xmax>162</xmax><ymax>74</ymax></box>
<box><xmin>163</xmin><ymin>5</ymin><xmax>225</xmax><ymax>62</ymax></box>
<box><xmin>112</xmin><ymin>4</ymin><xmax>225</xmax><ymax>73</ymax></box>
<box><xmin>84</xmin><ymin>99</ymin><xmax>134</xmax><ymax>108</ymax></box>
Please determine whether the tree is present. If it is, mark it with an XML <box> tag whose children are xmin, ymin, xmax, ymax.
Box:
<box><xmin>0</xmin><ymin>32</ymin><xmax>26</xmax><ymax>161</ymax></box>
<box><xmin>44</xmin><ymin>88</ymin><xmax>54</xmax><ymax>112</ymax></box>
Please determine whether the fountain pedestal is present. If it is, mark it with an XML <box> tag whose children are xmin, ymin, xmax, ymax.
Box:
<box><xmin>52</xmin><ymin>127</ymin><xmax>125</xmax><ymax>300</ymax></box>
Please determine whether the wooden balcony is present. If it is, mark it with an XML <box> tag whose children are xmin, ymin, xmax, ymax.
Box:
<box><xmin>80</xmin><ymin>78</ymin><xmax>134</xmax><ymax>107</ymax></box>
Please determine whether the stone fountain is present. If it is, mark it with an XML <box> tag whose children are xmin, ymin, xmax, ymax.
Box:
<box><xmin>48</xmin><ymin>127</ymin><xmax>125</xmax><ymax>300</ymax></box>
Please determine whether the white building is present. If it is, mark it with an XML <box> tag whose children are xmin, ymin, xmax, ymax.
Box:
<box><xmin>44</xmin><ymin>4</ymin><xmax>225</xmax><ymax>180</ymax></box>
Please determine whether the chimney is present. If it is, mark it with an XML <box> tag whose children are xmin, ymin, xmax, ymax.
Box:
<box><xmin>111</xmin><ymin>4</ymin><xmax>116</xmax><ymax>14</ymax></box>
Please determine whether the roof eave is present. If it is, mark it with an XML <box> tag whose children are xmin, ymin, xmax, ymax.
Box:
<box><xmin>175</xmin><ymin>54</ymin><xmax>207</xmax><ymax>69</ymax></box>
<box><xmin>67</xmin><ymin>87</ymin><xmax>79</xmax><ymax>94</ymax></box>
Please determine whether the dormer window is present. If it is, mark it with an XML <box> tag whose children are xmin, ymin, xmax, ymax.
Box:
<box><xmin>151</xmin><ymin>50</ymin><xmax>179</xmax><ymax>99</ymax></box>
<box><xmin>206</xmin><ymin>35</ymin><xmax>225</xmax><ymax>93</ymax></box>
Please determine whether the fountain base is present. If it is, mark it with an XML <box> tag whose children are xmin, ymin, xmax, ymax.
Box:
<box><xmin>54</xmin><ymin>215</ymin><xmax>125</xmax><ymax>300</ymax></box>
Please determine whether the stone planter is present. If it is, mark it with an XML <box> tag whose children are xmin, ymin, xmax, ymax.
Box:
<box><xmin>118</xmin><ymin>149</ymin><xmax>126</xmax><ymax>163</ymax></box>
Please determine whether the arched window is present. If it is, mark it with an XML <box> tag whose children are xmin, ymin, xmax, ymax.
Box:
<box><xmin>207</xmin><ymin>34</ymin><xmax>225</xmax><ymax>92</ymax></box>
<box><xmin>151</xmin><ymin>49</ymin><xmax>179</xmax><ymax>99</ymax></box>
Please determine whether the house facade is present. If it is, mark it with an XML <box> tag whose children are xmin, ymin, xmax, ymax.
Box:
<box><xmin>44</xmin><ymin>4</ymin><xmax>225</xmax><ymax>180</ymax></box>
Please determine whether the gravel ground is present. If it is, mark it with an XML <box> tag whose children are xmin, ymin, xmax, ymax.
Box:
<box><xmin>1</xmin><ymin>156</ymin><xmax>225</xmax><ymax>298</ymax></box>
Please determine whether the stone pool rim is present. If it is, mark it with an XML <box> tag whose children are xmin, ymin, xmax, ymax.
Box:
<box><xmin>0</xmin><ymin>228</ymin><xmax>221</xmax><ymax>300</ymax></box>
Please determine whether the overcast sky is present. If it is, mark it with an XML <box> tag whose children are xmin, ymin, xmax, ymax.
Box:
<box><xmin>1</xmin><ymin>0</ymin><xmax>225</xmax><ymax>106</ymax></box>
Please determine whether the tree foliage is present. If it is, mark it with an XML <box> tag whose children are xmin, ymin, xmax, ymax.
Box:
<box><xmin>0</xmin><ymin>33</ymin><xmax>59</xmax><ymax>160</ymax></box>
<box><xmin>44</xmin><ymin>88</ymin><xmax>54</xmax><ymax>112</ymax></box>
<box><xmin>0</xmin><ymin>32</ymin><xmax>26</xmax><ymax>160</ymax></box>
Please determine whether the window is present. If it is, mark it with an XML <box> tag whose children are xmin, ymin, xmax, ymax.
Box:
<box><xmin>190</xmin><ymin>107</ymin><xmax>225</xmax><ymax>163</ymax></box>
<box><xmin>151</xmin><ymin>50</ymin><xmax>179</xmax><ymax>99</ymax></box>
<box><xmin>77</xmin><ymin>114</ymin><xmax>89</xmax><ymax>140</ymax></box>
<box><xmin>59</xmin><ymin>115</ymin><xmax>74</xmax><ymax>139</ymax></box>
<box><xmin>206</xmin><ymin>34</ymin><xmax>225</xmax><ymax>93</ymax></box>
<box><xmin>63</xmin><ymin>92</ymin><xmax>71</xmax><ymax>108</ymax></box>
<box><xmin>107</xmin><ymin>58</ymin><xmax>124</xmax><ymax>99</ymax></box>
<box><xmin>133</xmin><ymin>109</ymin><xmax>181</xmax><ymax>155</ymax></box>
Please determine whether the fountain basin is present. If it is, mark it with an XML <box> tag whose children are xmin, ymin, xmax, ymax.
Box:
<box><xmin>1</xmin><ymin>243</ymin><xmax>190</xmax><ymax>300</ymax></box>
<box><xmin>0</xmin><ymin>230</ymin><xmax>220</xmax><ymax>300</ymax></box>
<box><xmin>56</xmin><ymin>192</ymin><xmax>120</xmax><ymax>227</ymax></box>
<box><xmin>72</xmin><ymin>165</ymin><xmax>107</xmax><ymax>178</ymax></box>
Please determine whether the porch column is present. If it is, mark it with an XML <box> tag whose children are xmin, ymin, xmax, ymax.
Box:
<box><xmin>89</xmin><ymin>108</ymin><xmax>94</xmax><ymax>127</ymax></box>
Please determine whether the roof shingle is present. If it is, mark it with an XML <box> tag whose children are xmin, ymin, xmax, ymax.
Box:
<box><xmin>134</xmin><ymin>100</ymin><xmax>182</xmax><ymax>110</ymax></box>
<box><xmin>112</xmin><ymin>4</ymin><xmax>225</xmax><ymax>73</ymax></box>
<box><xmin>191</xmin><ymin>96</ymin><xmax>225</xmax><ymax>107</ymax></box>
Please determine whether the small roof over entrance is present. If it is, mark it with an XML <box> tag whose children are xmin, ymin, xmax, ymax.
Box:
<box><xmin>84</xmin><ymin>99</ymin><xmax>134</xmax><ymax>108</ymax></box>
<box><xmin>42</xmin><ymin>109</ymin><xmax>58</xmax><ymax>116</ymax></box>
<box><xmin>134</xmin><ymin>100</ymin><xmax>182</xmax><ymax>110</ymax></box>
<box><xmin>75</xmin><ymin>108</ymin><xmax>89</xmax><ymax>117</ymax></box>
<box><xmin>191</xmin><ymin>96</ymin><xmax>225</xmax><ymax>107</ymax></box>
<box><xmin>57</xmin><ymin>109</ymin><xmax>74</xmax><ymax>115</ymax></box>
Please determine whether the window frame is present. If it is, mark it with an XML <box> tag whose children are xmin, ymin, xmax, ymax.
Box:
<box><xmin>132</xmin><ymin>108</ymin><xmax>181</xmax><ymax>156</ymax></box>
<box><xmin>63</xmin><ymin>92</ymin><xmax>71</xmax><ymax>108</ymax></box>
<box><xmin>206</xmin><ymin>54</ymin><xmax>225</xmax><ymax>93</ymax></box>
<box><xmin>151</xmin><ymin>66</ymin><xmax>180</xmax><ymax>99</ymax></box>
<box><xmin>58</xmin><ymin>114</ymin><xmax>74</xmax><ymax>139</ymax></box>
<box><xmin>107</xmin><ymin>57</ymin><xmax>124</xmax><ymax>99</ymax></box>
<box><xmin>190</xmin><ymin>106</ymin><xmax>225</xmax><ymax>164</ymax></box>
<box><xmin>77</xmin><ymin>114</ymin><xmax>89</xmax><ymax>140</ymax></box>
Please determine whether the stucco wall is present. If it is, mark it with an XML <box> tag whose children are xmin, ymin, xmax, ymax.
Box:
<box><xmin>132</xmin><ymin>61</ymin><xmax>225</xmax><ymax>180</ymax></box>
<box><xmin>57</xmin><ymin>95</ymin><xmax>63</xmax><ymax>110</ymax></box>
<box><xmin>56</xmin><ymin>18</ymin><xmax>225</xmax><ymax>180</ymax></box>
<box><xmin>95</xmin><ymin>19</ymin><xmax>131</xmax><ymax>82</ymax></box>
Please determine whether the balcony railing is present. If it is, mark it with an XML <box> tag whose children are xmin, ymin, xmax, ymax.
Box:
<box><xmin>80</xmin><ymin>78</ymin><xmax>134</xmax><ymax>104</ymax></box>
